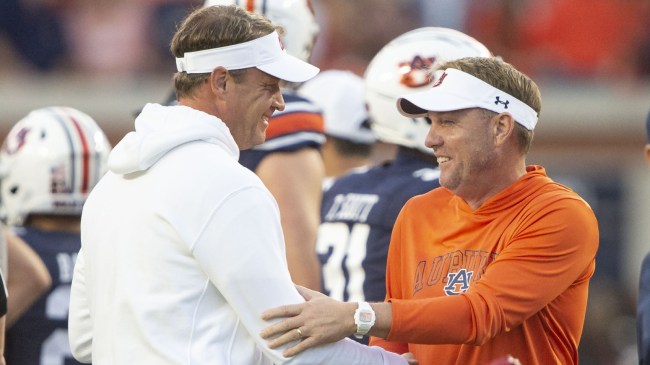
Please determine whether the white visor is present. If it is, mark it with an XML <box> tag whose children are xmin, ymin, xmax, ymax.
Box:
<box><xmin>397</xmin><ymin>68</ymin><xmax>538</xmax><ymax>130</ymax></box>
<box><xmin>175</xmin><ymin>31</ymin><xmax>319</xmax><ymax>83</ymax></box>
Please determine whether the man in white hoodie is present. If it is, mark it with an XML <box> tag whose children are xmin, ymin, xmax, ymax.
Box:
<box><xmin>68</xmin><ymin>5</ymin><xmax>411</xmax><ymax>365</ymax></box>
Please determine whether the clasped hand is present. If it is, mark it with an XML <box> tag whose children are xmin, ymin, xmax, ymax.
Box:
<box><xmin>260</xmin><ymin>285</ymin><xmax>418</xmax><ymax>365</ymax></box>
<box><xmin>260</xmin><ymin>285</ymin><xmax>356</xmax><ymax>356</ymax></box>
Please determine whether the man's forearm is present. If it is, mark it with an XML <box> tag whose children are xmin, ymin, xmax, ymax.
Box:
<box><xmin>368</xmin><ymin>302</ymin><xmax>392</xmax><ymax>339</ymax></box>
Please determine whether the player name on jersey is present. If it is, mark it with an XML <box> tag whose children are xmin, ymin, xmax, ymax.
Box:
<box><xmin>323</xmin><ymin>193</ymin><xmax>379</xmax><ymax>223</ymax></box>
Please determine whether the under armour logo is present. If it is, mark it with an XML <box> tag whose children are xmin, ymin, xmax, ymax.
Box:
<box><xmin>494</xmin><ymin>96</ymin><xmax>509</xmax><ymax>109</ymax></box>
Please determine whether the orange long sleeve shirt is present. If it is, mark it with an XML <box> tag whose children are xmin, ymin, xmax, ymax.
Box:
<box><xmin>370</xmin><ymin>166</ymin><xmax>599</xmax><ymax>365</ymax></box>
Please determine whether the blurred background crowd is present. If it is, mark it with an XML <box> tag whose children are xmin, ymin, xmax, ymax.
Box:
<box><xmin>1</xmin><ymin>0</ymin><xmax>649</xmax><ymax>364</ymax></box>
<box><xmin>2</xmin><ymin>0</ymin><xmax>649</xmax><ymax>80</ymax></box>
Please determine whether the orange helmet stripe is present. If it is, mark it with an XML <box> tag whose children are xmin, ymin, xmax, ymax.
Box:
<box><xmin>265</xmin><ymin>112</ymin><xmax>324</xmax><ymax>140</ymax></box>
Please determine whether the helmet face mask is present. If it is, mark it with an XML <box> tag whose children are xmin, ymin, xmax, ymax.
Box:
<box><xmin>203</xmin><ymin>0</ymin><xmax>319</xmax><ymax>62</ymax></box>
<box><xmin>364</xmin><ymin>27</ymin><xmax>492</xmax><ymax>154</ymax></box>
<box><xmin>0</xmin><ymin>107</ymin><xmax>111</xmax><ymax>226</ymax></box>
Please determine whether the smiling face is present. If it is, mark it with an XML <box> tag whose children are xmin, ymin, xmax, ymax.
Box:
<box><xmin>220</xmin><ymin>68</ymin><xmax>285</xmax><ymax>150</ymax></box>
<box><xmin>424</xmin><ymin>108</ymin><xmax>499</xmax><ymax>197</ymax></box>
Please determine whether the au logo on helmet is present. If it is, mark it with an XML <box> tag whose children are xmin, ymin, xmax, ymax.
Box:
<box><xmin>2</xmin><ymin>127</ymin><xmax>31</xmax><ymax>155</ymax></box>
<box><xmin>399</xmin><ymin>55</ymin><xmax>436</xmax><ymax>88</ymax></box>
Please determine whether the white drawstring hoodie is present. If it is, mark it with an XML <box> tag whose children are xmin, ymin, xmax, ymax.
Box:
<box><xmin>68</xmin><ymin>103</ymin><xmax>406</xmax><ymax>365</ymax></box>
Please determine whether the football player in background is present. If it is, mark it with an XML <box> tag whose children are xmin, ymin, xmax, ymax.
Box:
<box><xmin>299</xmin><ymin>69</ymin><xmax>376</xmax><ymax>190</ymax></box>
<box><xmin>200</xmin><ymin>0</ymin><xmax>324</xmax><ymax>290</ymax></box>
<box><xmin>312</xmin><ymin>27</ymin><xmax>492</xmax><ymax>344</ymax></box>
<box><xmin>0</xmin><ymin>195</ymin><xmax>51</xmax><ymax>364</ymax></box>
<box><xmin>4</xmin><ymin>229</ymin><xmax>51</xmax><ymax>328</ymax></box>
<box><xmin>0</xmin><ymin>107</ymin><xmax>111</xmax><ymax>365</ymax></box>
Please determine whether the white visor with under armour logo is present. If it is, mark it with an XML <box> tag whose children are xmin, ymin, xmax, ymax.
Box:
<box><xmin>175</xmin><ymin>31</ymin><xmax>319</xmax><ymax>83</ymax></box>
<box><xmin>396</xmin><ymin>68</ymin><xmax>538</xmax><ymax>130</ymax></box>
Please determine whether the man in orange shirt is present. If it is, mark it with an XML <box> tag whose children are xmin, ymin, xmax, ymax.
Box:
<box><xmin>261</xmin><ymin>56</ymin><xmax>599</xmax><ymax>365</ymax></box>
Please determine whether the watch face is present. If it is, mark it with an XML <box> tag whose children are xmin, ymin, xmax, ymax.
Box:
<box><xmin>360</xmin><ymin>312</ymin><xmax>373</xmax><ymax>322</ymax></box>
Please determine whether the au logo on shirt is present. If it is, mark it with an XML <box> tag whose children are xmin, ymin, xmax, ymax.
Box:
<box><xmin>444</xmin><ymin>269</ymin><xmax>473</xmax><ymax>295</ymax></box>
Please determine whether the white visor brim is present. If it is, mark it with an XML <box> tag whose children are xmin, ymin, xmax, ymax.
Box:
<box><xmin>397</xmin><ymin>68</ymin><xmax>538</xmax><ymax>130</ymax></box>
<box><xmin>176</xmin><ymin>31</ymin><xmax>319</xmax><ymax>83</ymax></box>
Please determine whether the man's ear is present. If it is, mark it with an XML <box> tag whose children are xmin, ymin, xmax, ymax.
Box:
<box><xmin>494</xmin><ymin>112</ymin><xmax>515</xmax><ymax>146</ymax></box>
<box><xmin>644</xmin><ymin>144</ymin><xmax>650</xmax><ymax>167</ymax></box>
<box><xmin>210</xmin><ymin>67</ymin><xmax>229</xmax><ymax>97</ymax></box>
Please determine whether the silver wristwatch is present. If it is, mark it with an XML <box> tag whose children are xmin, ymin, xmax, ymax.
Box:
<box><xmin>353</xmin><ymin>301</ymin><xmax>376</xmax><ymax>339</ymax></box>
